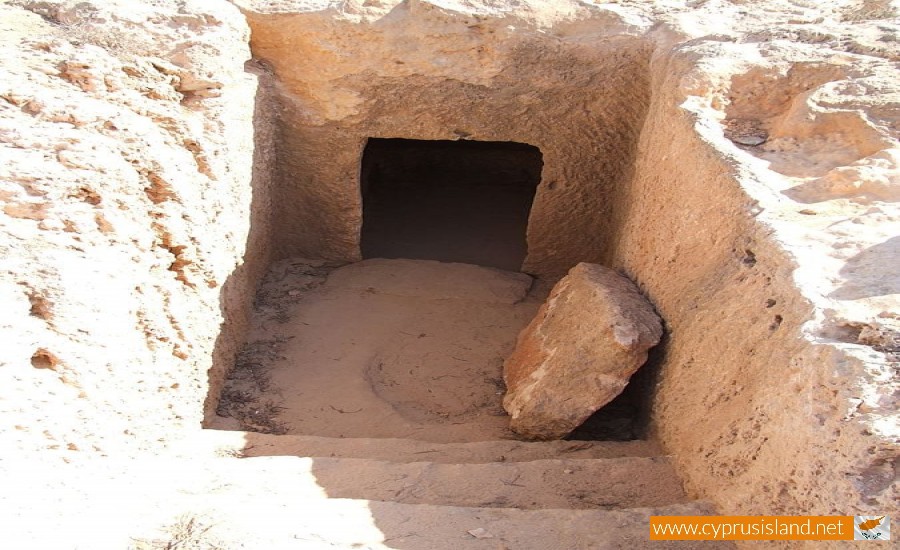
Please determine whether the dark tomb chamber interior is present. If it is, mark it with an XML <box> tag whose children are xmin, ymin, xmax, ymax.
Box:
<box><xmin>360</xmin><ymin>138</ymin><xmax>543</xmax><ymax>271</ymax></box>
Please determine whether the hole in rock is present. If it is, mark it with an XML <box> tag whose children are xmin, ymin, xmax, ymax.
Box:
<box><xmin>566</xmin><ymin>380</ymin><xmax>647</xmax><ymax>441</ymax></box>
<box><xmin>31</xmin><ymin>349</ymin><xmax>58</xmax><ymax>370</ymax></box>
<box><xmin>208</xmin><ymin>131</ymin><xmax>658</xmax><ymax>444</ymax></box>
<box><xmin>360</xmin><ymin>138</ymin><xmax>543</xmax><ymax>271</ymax></box>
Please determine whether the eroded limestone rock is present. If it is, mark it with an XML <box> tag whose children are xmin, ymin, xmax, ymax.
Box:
<box><xmin>503</xmin><ymin>263</ymin><xmax>662</xmax><ymax>440</ymax></box>
<box><xmin>0</xmin><ymin>0</ymin><xmax>275</xmax><ymax>456</ymax></box>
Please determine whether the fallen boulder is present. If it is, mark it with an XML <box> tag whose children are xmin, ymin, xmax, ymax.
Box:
<box><xmin>503</xmin><ymin>263</ymin><xmax>663</xmax><ymax>440</ymax></box>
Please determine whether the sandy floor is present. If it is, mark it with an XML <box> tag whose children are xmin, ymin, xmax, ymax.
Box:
<box><xmin>211</xmin><ymin>258</ymin><xmax>547</xmax><ymax>442</ymax></box>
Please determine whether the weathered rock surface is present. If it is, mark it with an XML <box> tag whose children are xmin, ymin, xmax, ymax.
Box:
<box><xmin>0</xmin><ymin>0</ymin><xmax>277</xmax><ymax>456</ymax></box>
<box><xmin>2</xmin><ymin>448</ymin><xmax>723</xmax><ymax>550</ymax></box>
<box><xmin>0</xmin><ymin>0</ymin><xmax>897</xmax><ymax>545</ymax></box>
<box><xmin>503</xmin><ymin>263</ymin><xmax>662</xmax><ymax>440</ymax></box>
<box><xmin>234</xmin><ymin>0</ymin><xmax>656</xmax><ymax>276</ymax></box>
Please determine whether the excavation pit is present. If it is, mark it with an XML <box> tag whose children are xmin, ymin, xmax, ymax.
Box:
<box><xmin>211</xmin><ymin>258</ymin><xmax>546</xmax><ymax>442</ymax></box>
<box><xmin>3</xmin><ymin>1</ymin><xmax>893</xmax><ymax>538</ymax></box>
<box><xmin>210</xmin><ymin>9</ymin><xmax>659</xmax><ymax>443</ymax></box>
<box><xmin>212</xmin><ymin>257</ymin><xmax>652</xmax><ymax>442</ymax></box>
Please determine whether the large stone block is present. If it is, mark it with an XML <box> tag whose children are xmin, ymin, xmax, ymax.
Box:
<box><xmin>503</xmin><ymin>263</ymin><xmax>663</xmax><ymax>440</ymax></box>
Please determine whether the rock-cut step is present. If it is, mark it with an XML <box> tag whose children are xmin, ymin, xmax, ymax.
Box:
<box><xmin>6</xmin><ymin>454</ymin><xmax>734</xmax><ymax>550</ymax></box>
<box><xmin>168</xmin><ymin>494</ymin><xmax>733</xmax><ymax>549</ymax></box>
<box><xmin>194</xmin><ymin>429</ymin><xmax>665</xmax><ymax>463</ymax></box>
<box><xmin>200</xmin><ymin>454</ymin><xmax>688</xmax><ymax>510</ymax></box>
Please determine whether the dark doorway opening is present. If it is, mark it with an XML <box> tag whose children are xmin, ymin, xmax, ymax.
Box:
<box><xmin>566</xmin><ymin>334</ymin><xmax>666</xmax><ymax>441</ymax></box>
<box><xmin>360</xmin><ymin>138</ymin><xmax>543</xmax><ymax>271</ymax></box>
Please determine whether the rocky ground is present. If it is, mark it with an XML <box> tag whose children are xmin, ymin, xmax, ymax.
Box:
<box><xmin>0</xmin><ymin>0</ymin><xmax>897</xmax><ymax>548</ymax></box>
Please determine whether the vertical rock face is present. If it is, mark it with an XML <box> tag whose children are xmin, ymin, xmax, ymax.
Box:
<box><xmin>0</xmin><ymin>0</ymin><xmax>275</xmax><ymax>456</ymax></box>
<box><xmin>503</xmin><ymin>263</ymin><xmax>662</xmax><ymax>440</ymax></box>
<box><xmin>234</xmin><ymin>0</ymin><xmax>655</xmax><ymax>277</ymax></box>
